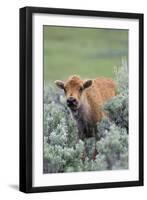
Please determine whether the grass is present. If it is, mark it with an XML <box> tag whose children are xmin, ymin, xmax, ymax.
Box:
<box><xmin>43</xmin><ymin>26</ymin><xmax>128</xmax><ymax>84</ymax></box>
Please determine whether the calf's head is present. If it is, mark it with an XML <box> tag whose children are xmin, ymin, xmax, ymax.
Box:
<box><xmin>55</xmin><ymin>75</ymin><xmax>92</xmax><ymax>111</ymax></box>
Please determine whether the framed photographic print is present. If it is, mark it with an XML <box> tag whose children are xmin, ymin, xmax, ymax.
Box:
<box><xmin>19</xmin><ymin>6</ymin><xmax>144</xmax><ymax>193</ymax></box>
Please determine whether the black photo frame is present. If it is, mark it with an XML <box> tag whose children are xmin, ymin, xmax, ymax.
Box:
<box><xmin>19</xmin><ymin>6</ymin><xmax>144</xmax><ymax>193</ymax></box>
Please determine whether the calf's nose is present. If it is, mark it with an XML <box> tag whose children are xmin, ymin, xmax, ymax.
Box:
<box><xmin>67</xmin><ymin>97</ymin><xmax>77</xmax><ymax>106</ymax></box>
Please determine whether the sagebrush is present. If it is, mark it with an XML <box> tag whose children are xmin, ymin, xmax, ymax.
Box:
<box><xmin>43</xmin><ymin>62</ymin><xmax>128</xmax><ymax>173</ymax></box>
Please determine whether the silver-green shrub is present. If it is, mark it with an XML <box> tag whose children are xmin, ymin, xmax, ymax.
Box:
<box><xmin>43</xmin><ymin>61</ymin><xmax>128</xmax><ymax>173</ymax></box>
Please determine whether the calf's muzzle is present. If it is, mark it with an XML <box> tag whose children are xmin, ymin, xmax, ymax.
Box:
<box><xmin>67</xmin><ymin>97</ymin><xmax>78</xmax><ymax>109</ymax></box>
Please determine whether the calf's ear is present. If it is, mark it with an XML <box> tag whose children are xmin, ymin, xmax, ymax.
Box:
<box><xmin>83</xmin><ymin>80</ymin><xmax>93</xmax><ymax>89</ymax></box>
<box><xmin>54</xmin><ymin>80</ymin><xmax>65</xmax><ymax>89</ymax></box>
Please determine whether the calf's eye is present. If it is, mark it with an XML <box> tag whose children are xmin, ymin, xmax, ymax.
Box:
<box><xmin>79</xmin><ymin>86</ymin><xmax>83</xmax><ymax>93</ymax></box>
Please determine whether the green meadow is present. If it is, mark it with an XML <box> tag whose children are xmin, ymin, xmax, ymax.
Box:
<box><xmin>43</xmin><ymin>26</ymin><xmax>128</xmax><ymax>84</ymax></box>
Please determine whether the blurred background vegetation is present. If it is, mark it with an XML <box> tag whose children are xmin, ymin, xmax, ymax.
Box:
<box><xmin>43</xmin><ymin>26</ymin><xmax>128</xmax><ymax>84</ymax></box>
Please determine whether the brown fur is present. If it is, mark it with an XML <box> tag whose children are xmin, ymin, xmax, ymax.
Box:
<box><xmin>55</xmin><ymin>75</ymin><xmax>116</xmax><ymax>139</ymax></box>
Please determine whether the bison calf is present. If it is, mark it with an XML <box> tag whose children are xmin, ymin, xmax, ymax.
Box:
<box><xmin>55</xmin><ymin>75</ymin><xmax>116</xmax><ymax>140</ymax></box>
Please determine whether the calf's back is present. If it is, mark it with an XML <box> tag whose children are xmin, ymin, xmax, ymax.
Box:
<box><xmin>83</xmin><ymin>77</ymin><xmax>116</xmax><ymax>124</ymax></box>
